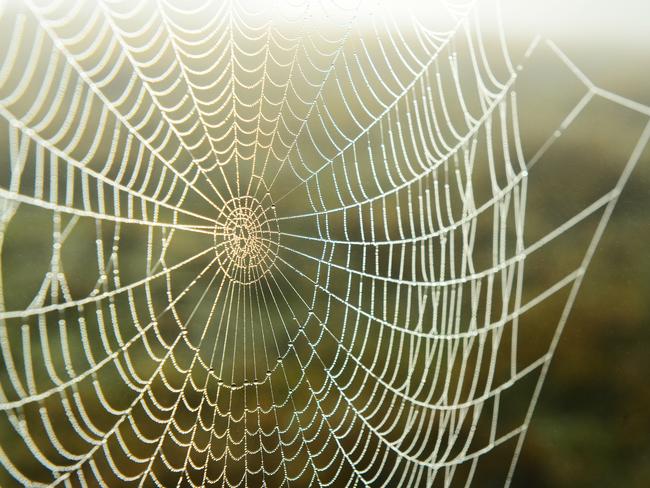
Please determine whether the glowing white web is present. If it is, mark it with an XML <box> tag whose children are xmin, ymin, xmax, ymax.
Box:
<box><xmin>0</xmin><ymin>0</ymin><xmax>648</xmax><ymax>486</ymax></box>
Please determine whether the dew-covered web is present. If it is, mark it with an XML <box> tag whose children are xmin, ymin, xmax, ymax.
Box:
<box><xmin>0</xmin><ymin>0</ymin><xmax>648</xmax><ymax>486</ymax></box>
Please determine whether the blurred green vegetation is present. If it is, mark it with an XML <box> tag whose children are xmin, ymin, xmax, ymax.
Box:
<box><xmin>0</xmin><ymin>6</ymin><xmax>648</xmax><ymax>487</ymax></box>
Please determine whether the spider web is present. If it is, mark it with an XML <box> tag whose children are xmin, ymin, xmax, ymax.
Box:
<box><xmin>0</xmin><ymin>0</ymin><xmax>648</xmax><ymax>486</ymax></box>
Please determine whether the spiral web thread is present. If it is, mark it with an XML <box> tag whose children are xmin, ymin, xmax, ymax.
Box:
<box><xmin>0</xmin><ymin>0</ymin><xmax>648</xmax><ymax>486</ymax></box>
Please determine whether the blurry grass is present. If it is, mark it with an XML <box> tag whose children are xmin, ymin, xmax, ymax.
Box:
<box><xmin>0</xmin><ymin>9</ymin><xmax>648</xmax><ymax>486</ymax></box>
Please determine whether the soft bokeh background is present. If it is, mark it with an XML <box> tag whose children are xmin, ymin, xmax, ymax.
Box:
<box><xmin>499</xmin><ymin>2</ymin><xmax>650</xmax><ymax>486</ymax></box>
<box><xmin>0</xmin><ymin>1</ymin><xmax>648</xmax><ymax>486</ymax></box>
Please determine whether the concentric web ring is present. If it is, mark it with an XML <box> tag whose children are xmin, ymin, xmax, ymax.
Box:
<box><xmin>0</xmin><ymin>0</ymin><xmax>648</xmax><ymax>486</ymax></box>
<box><xmin>213</xmin><ymin>186</ymin><xmax>279</xmax><ymax>285</ymax></box>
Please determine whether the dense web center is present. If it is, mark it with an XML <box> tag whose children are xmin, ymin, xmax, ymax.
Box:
<box><xmin>213</xmin><ymin>195</ymin><xmax>280</xmax><ymax>285</ymax></box>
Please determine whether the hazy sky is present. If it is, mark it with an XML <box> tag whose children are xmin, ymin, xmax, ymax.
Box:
<box><xmin>498</xmin><ymin>0</ymin><xmax>650</xmax><ymax>44</ymax></box>
<box><xmin>342</xmin><ymin>0</ymin><xmax>650</xmax><ymax>45</ymax></box>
